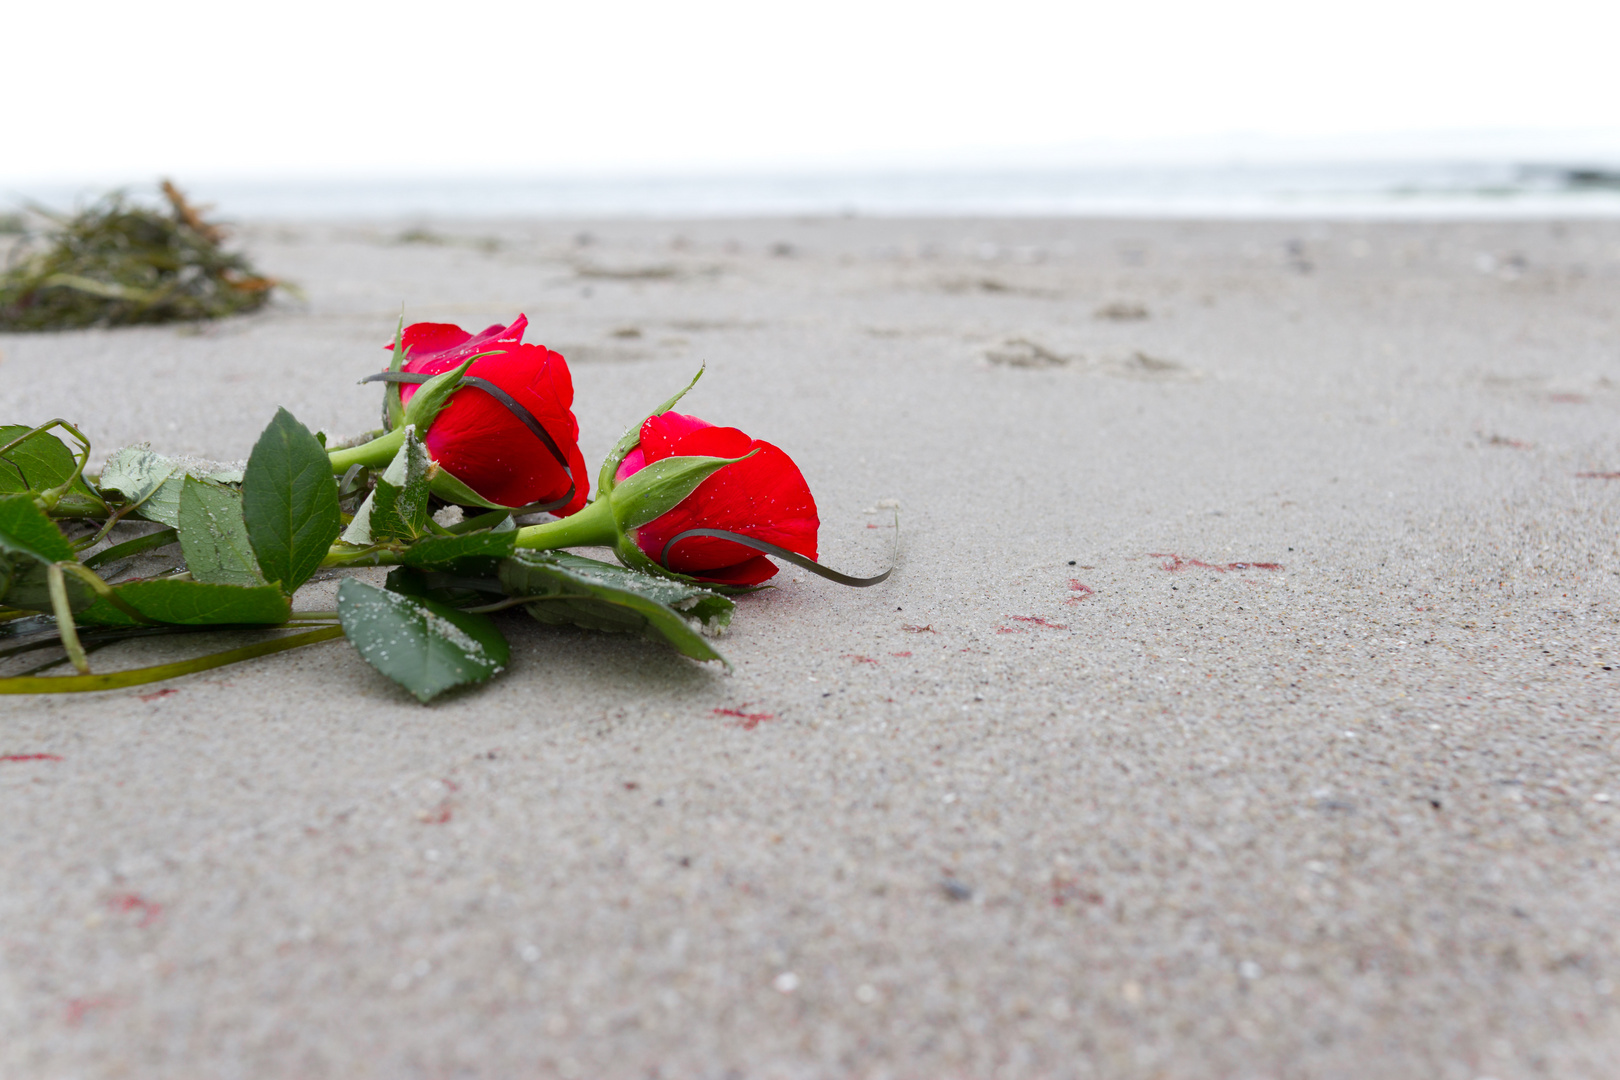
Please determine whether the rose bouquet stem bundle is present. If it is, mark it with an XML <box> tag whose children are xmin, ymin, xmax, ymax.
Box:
<box><xmin>1</xmin><ymin>315</ymin><xmax>891</xmax><ymax>701</ymax></box>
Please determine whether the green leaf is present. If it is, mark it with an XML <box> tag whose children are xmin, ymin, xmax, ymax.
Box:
<box><xmin>177</xmin><ymin>477</ymin><xmax>265</xmax><ymax>587</ymax></box>
<box><xmin>401</xmin><ymin>356</ymin><xmax>478</xmax><ymax>431</ymax></box>
<box><xmin>0</xmin><ymin>562</ymin><xmax>78</xmax><ymax>614</ymax></box>
<box><xmin>98</xmin><ymin>445</ymin><xmax>243</xmax><ymax>527</ymax></box>
<box><xmin>242</xmin><ymin>408</ymin><xmax>343</xmax><ymax>594</ymax></box>
<box><xmin>0</xmin><ymin>493</ymin><xmax>91</xmax><ymax>611</ymax></box>
<box><xmin>137</xmin><ymin>477</ymin><xmax>187</xmax><ymax>526</ymax></box>
<box><xmin>77</xmin><ymin>579</ymin><xmax>292</xmax><ymax>627</ymax></box>
<box><xmin>337</xmin><ymin>578</ymin><xmax>509</xmax><ymax>702</ymax></box>
<box><xmin>0</xmin><ymin>492</ymin><xmax>76</xmax><ymax>564</ymax></box>
<box><xmin>498</xmin><ymin>549</ymin><xmax>732</xmax><ymax>663</ymax></box>
<box><xmin>598</xmin><ymin>365</ymin><xmax>704</xmax><ymax>496</ymax></box>
<box><xmin>0</xmin><ymin>425</ymin><xmax>73</xmax><ymax>492</ymax></box>
<box><xmin>96</xmin><ymin>445</ymin><xmax>177</xmax><ymax>520</ymax></box>
<box><xmin>0</xmin><ymin>424</ymin><xmax>103</xmax><ymax>513</ymax></box>
<box><xmin>400</xmin><ymin>525</ymin><xmax>516</xmax><ymax>569</ymax></box>
<box><xmin>341</xmin><ymin>426</ymin><xmax>431</xmax><ymax>545</ymax></box>
<box><xmin>382</xmin><ymin>566</ymin><xmax>496</xmax><ymax>609</ymax></box>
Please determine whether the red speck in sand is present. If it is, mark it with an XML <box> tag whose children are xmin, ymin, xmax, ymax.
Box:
<box><xmin>417</xmin><ymin>779</ymin><xmax>459</xmax><ymax>822</ymax></box>
<box><xmin>891</xmin><ymin>651</ymin><xmax>912</xmax><ymax>657</ymax></box>
<box><xmin>1051</xmin><ymin>875</ymin><xmax>1105</xmax><ymax>908</ymax></box>
<box><xmin>2</xmin><ymin>753</ymin><xmax>62</xmax><ymax>763</ymax></box>
<box><xmin>138</xmin><ymin>688</ymin><xmax>179</xmax><ymax>702</ymax></box>
<box><xmin>108</xmin><ymin>893</ymin><xmax>163</xmax><ymax>927</ymax></box>
<box><xmin>713</xmin><ymin>706</ymin><xmax>777</xmax><ymax>731</ymax></box>
<box><xmin>1549</xmin><ymin>393</ymin><xmax>1588</xmax><ymax>404</ymax></box>
<box><xmin>996</xmin><ymin>626</ymin><xmax>1025</xmax><ymax>634</ymax></box>
<box><xmin>1010</xmin><ymin>615</ymin><xmax>1067</xmax><ymax>629</ymax></box>
<box><xmin>1578</xmin><ymin>472</ymin><xmax>1620</xmax><ymax>480</ymax></box>
<box><xmin>843</xmin><ymin>654</ymin><xmax>880</xmax><ymax>664</ymax></box>
<box><xmin>1149</xmin><ymin>553</ymin><xmax>1283</xmax><ymax>573</ymax></box>
<box><xmin>65</xmin><ymin>997</ymin><xmax>117</xmax><ymax>1025</ymax></box>
<box><xmin>1067</xmin><ymin>580</ymin><xmax>1094</xmax><ymax>601</ymax></box>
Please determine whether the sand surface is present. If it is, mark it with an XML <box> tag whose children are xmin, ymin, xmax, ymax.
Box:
<box><xmin>3</xmin><ymin>216</ymin><xmax>1619</xmax><ymax>1079</ymax></box>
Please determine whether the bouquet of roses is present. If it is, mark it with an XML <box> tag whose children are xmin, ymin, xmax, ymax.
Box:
<box><xmin>0</xmin><ymin>316</ymin><xmax>888</xmax><ymax>701</ymax></box>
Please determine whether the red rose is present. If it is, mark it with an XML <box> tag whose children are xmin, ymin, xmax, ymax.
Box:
<box><xmin>388</xmin><ymin>315</ymin><xmax>588</xmax><ymax>514</ymax></box>
<box><xmin>614</xmin><ymin>411</ymin><xmax>819</xmax><ymax>586</ymax></box>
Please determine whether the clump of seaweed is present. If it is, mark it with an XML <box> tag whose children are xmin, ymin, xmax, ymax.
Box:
<box><xmin>0</xmin><ymin>180</ymin><xmax>278</xmax><ymax>332</ymax></box>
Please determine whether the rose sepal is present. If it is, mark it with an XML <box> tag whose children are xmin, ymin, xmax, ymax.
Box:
<box><xmin>610</xmin><ymin>529</ymin><xmax>698</xmax><ymax>582</ymax></box>
<box><xmin>606</xmin><ymin>451</ymin><xmax>752</xmax><ymax>532</ymax></box>
<box><xmin>597</xmin><ymin>364</ymin><xmax>704</xmax><ymax>499</ymax></box>
<box><xmin>426</xmin><ymin>465</ymin><xmax>531</xmax><ymax>512</ymax></box>
<box><xmin>383</xmin><ymin>315</ymin><xmax>408</xmax><ymax>430</ymax></box>
<box><xmin>401</xmin><ymin>357</ymin><xmax>479</xmax><ymax>432</ymax></box>
<box><xmin>325</xmin><ymin>355</ymin><xmax>482</xmax><ymax>478</ymax></box>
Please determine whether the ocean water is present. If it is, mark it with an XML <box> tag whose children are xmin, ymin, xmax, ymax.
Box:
<box><xmin>11</xmin><ymin>161</ymin><xmax>1620</xmax><ymax>220</ymax></box>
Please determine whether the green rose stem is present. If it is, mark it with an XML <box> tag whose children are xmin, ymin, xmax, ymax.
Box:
<box><xmin>318</xmin><ymin>496</ymin><xmax>620</xmax><ymax>569</ymax></box>
<box><xmin>0</xmin><ymin>625</ymin><xmax>346</xmax><ymax>695</ymax></box>
<box><xmin>511</xmin><ymin>497</ymin><xmax>618</xmax><ymax>550</ymax></box>
<box><xmin>327</xmin><ymin>427</ymin><xmax>405</xmax><ymax>474</ymax></box>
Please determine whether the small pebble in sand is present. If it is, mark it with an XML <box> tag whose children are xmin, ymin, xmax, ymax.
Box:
<box><xmin>773</xmin><ymin>972</ymin><xmax>799</xmax><ymax>994</ymax></box>
<box><xmin>1095</xmin><ymin>301</ymin><xmax>1149</xmax><ymax>321</ymax></box>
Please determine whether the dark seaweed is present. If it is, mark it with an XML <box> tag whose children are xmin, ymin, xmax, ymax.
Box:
<box><xmin>0</xmin><ymin>181</ymin><xmax>278</xmax><ymax>332</ymax></box>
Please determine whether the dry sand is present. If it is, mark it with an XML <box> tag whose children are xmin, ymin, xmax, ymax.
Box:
<box><xmin>3</xmin><ymin>216</ymin><xmax>1619</xmax><ymax>1079</ymax></box>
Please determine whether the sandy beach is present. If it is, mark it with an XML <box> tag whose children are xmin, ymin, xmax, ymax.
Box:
<box><xmin>3</xmin><ymin>214</ymin><xmax>1618</xmax><ymax>1078</ymax></box>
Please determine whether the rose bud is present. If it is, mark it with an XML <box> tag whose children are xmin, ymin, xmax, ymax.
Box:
<box><xmin>514</xmin><ymin>397</ymin><xmax>820</xmax><ymax>587</ymax></box>
<box><xmin>608</xmin><ymin>411</ymin><xmax>819</xmax><ymax>585</ymax></box>
<box><xmin>330</xmin><ymin>315</ymin><xmax>588</xmax><ymax>515</ymax></box>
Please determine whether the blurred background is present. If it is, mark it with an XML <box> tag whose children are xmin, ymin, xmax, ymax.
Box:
<box><xmin>5</xmin><ymin>0</ymin><xmax>1620</xmax><ymax>218</ymax></box>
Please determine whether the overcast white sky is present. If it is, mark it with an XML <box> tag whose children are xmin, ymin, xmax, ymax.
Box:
<box><xmin>6</xmin><ymin>0</ymin><xmax>1618</xmax><ymax>183</ymax></box>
